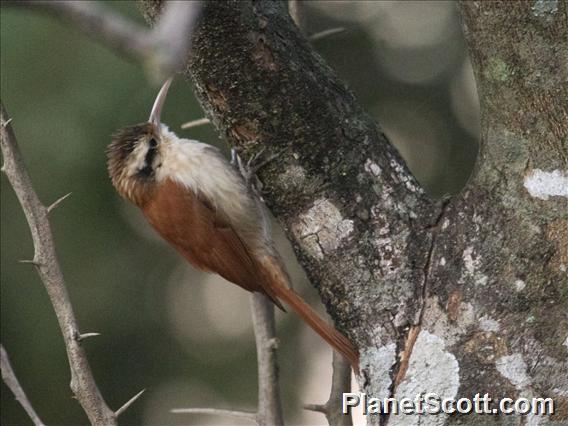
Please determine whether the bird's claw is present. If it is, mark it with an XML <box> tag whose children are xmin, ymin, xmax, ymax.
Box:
<box><xmin>247</xmin><ymin>149</ymin><xmax>278</xmax><ymax>176</ymax></box>
<box><xmin>230</xmin><ymin>148</ymin><xmax>276</xmax><ymax>198</ymax></box>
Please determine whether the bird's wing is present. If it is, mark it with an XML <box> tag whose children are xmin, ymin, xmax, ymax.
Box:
<box><xmin>142</xmin><ymin>178</ymin><xmax>284</xmax><ymax>309</ymax></box>
<box><xmin>143</xmin><ymin>179</ymin><xmax>360</xmax><ymax>370</ymax></box>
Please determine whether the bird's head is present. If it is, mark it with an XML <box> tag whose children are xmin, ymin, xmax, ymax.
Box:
<box><xmin>107</xmin><ymin>78</ymin><xmax>173</xmax><ymax>205</ymax></box>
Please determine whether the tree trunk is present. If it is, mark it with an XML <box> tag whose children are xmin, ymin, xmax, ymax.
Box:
<box><xmin>141</xmin><ymin>1</ymin><xmax>567</xmax><ymax>424</ymax></box>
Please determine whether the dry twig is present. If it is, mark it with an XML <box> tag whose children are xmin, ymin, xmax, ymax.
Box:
<box><xmin>2</xmin><ymin>0</ymin><xmax>202</xmax><ymax>81</ymax></box>
<box><xmin>309</xmin><ymin>28</ymin><xmax>347</xmax><ymax>42</ymax></box>
<box><xmin>250</xmin><ymin>293</ymin><xmax>285</xmax><ymax>426</ymax></box>
<box><xmin>304</xmin><ymin>352</ymin><xmax>353</xmax><ymax>426</ymax></box>
<box><xmin>1</xmin><ymin>344</ymin><xmax>46</xmax><ymax>426</ymax></box>
<box><xmin>288</xmin><ymin>0</ymin><xmax>305</xmax><ymax>33</ymax></box>
<box><xmin>171</xmin><ymin>295</ymin><xmax>284</xmax><ymax>425</ymax></box>
<box><xmin>180</xmin><ymin>117</ymin><xmax>210</xmax><ymax>130</ymax></box>
<box><xmin>0</xmin><ymin>103</ymin><xmax>117</xmax><ymax>425</ymax></box>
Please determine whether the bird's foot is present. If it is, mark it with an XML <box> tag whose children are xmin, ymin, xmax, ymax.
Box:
<box><xmin>231</xmin><ymin>148</ymin><xmax>276</xmax><ymax>196</ymax></box>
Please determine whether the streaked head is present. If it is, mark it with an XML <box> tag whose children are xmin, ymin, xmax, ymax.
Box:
<box><xmin>106</xmin><ymin>78</ymin><xmax>173</xmax><ymax>205</ymax></box>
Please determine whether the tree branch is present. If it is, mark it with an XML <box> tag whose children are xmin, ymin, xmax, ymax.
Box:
<box><xmin>288</xmin><ymin>0</ymin><xmax>305</xmax><ymax>33</ymax></box>
<box><xmin>304</xmin><ymin>352</ymin><xmax>353</xmax><ymax>426</ymax></box>
<box><xmin>0</xmin><ymin>103</ymin><xmax>117</xmax><ymax>426</ymax></box>
<box><xmin>2</xmin><ymin>0</ymin><xmax>202</xmax><ymax>81</ymax></box>
<box><xmin>148</xmin><ymin>0</ymin><xmax>202</xmax><ymax>80</ymax></box>
<box><xmin>3</xmin><ymin>1</ymin><xmax>149</xmax><ymax>62</ymax></box>
<box><xmin>250</xmin><ymin>293</ymin><xmax>284</xmax><ymax>426</ymax></box>
<box><xmin>139</xmin><ymin>4</ymin><xmax>437</xmax><ymax>424</ymax></box>
<box><xmin>1</xmin><ymin>344</ymin><xmax>46</xmax><ymax>426</ymax></box>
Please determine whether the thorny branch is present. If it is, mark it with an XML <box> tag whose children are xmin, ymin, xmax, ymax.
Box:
<box><xmin>3</xmin><ymin>1</ymin><xmax>357</xmax><ymax>424</ymax></box>
<box><xmin>0</xmin><ymin>103</ymin><xmax>119</xmax><ymax>425</ymax></box>
<box><xmin>171</xmin><ymin>295</ymin><xmax>284</xmax><ymax>426</ymax></box>
<box><xmin>1</xmin><ymin>344</ymin><xmax>46</xmax><ymax>426</ymax></box>
<box><xmin>250</xmin><ymin>293</ymin><xmax>285</xmax><ymax>426</ymax></box>
<box><xmin>304</xmin><ymin>352</ymin><xmax>353</xmax><ymax>426</ymax></box>
<box><xmin>2</xmin><ymin>0</ymin><xmax>202</xmax><ymax>81</ymax></box>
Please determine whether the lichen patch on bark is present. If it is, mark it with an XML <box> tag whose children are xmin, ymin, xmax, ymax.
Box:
<box><xmin>496</xmin><ymin>353</ymin><xmax>532</xmax><ymax>390</ymax></box>
<box><xmin>423</xmin><ymin>296</ymin><xmax>475</xmax><ymax>347</ymax></box>
<box><xmin>275</xmin><ymin>164</ymin><xmax>308</xmax><ymax>191</ymax></box>
<box><xmin>292</xmin><ymin>198</ymin><xmax>354</xmax><ymax>259</ymax></box>
<box><xmin>479</xmin><ymin>315</ymin><xmax>501</xmax><ymax>333</ymax></box>
<box><xmin>364</xmin><ymin>159</ymin><xmax>382</xmax><ymax>177</ymax></box>
<box><xmin>462</xmin><ymin>246</ymin><xmax>489</xmax><ymax>286</ymax></box>
<box><xmin>389</xmin><ymin>331</ymin><xmax>459</xmax><ymax>426</ymax></box>
<box><xmin>360</xmin><ymin>343</ymin><xmax>396</xmax><ymax>401</ymax></box>
<box><xmin>523</xmin><ymin>169</ymin><xmax>568</xmax><ymax>200</ymax></box>
<box><xmin>532</xmin><ymin>0</ymin><xmax>559</xmax><ymax>22</ymax></box>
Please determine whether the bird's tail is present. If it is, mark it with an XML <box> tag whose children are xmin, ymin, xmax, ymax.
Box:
<box><xmin>260</xmin><ymin>256</ymin><xmax>360</xmax><ymax>374</ymax></box>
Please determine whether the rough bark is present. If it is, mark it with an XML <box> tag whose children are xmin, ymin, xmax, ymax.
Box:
<box><xmin>140</xmin><ymin>1</ymin><xmax>567</xmax><ymax>424</ymax></box>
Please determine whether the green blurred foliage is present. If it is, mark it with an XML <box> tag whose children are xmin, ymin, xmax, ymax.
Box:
<box><xmin>1</xmin><ymin>2</ymin><xmax>478</xmax><ymax>425</ymax></box>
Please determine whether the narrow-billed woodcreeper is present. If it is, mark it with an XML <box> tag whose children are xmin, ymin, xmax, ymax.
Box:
<box><xmin>106</xmin><ymin>79</ymin><xmax>359</xmax><ymax>371</ymax></box>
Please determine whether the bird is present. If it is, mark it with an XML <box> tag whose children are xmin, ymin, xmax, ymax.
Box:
<box><xmin>106</xmin><ymin>78</ymin><xmax>359</xmax><ymax>372</ymax></box>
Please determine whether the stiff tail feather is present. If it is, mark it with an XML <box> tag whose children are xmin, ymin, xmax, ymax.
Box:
<box><xmin>261</xmin><ymin>257</ymin><xmax>360</xmax><ymax>374</ymax></box>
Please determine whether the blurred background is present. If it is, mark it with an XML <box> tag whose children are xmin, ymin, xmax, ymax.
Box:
<box><xmin>1</xmin><ymin>1</ymin><xmax>479</xmax><ymax>425</ymax></box>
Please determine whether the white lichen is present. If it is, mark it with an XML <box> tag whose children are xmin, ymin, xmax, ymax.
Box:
<box><xmin>364</xmin><ymin>159</ymin><xmax>382</xmax><ymax>177</ymax></box>
<box><xmin>496</xmin><ymin>354</ymin><xmax>552</xmax><ymax>424</ymax></box>
<box><xmin>359</xmin><ymin>343</ymin><xmax>396</xmax><ymax>400</ymax></box>
<box><xmin>390</xmin><ymin>331</ymin><xmax>459</xmax><ymax>426</ymax></box>
<box><xmin>495</xmin><ymin>353</ymin><xmax>531</xmax><ymax>390</ymax></box>
<box><xmin>277</xmin><ymin>164</ymin><xmax>306</xmax><ymax>189</ymax></box>
<box><xmin>463</xmin><ymin>246</ymin><xmax>481</xmax><ymax>275</ymax></box>
<box><xmin>523</xmin><ymin>169</ymin><xmax>568</xmax><ymax>200</ymax></box>
<box><xmin>462</xmin><ymin>246</ymin><xmax>489</xmax><ymax>285</ymax></box>
<box><xmin>515</xmin><ymin>279</ymin><xmax>526</xmax><ymax>292</ymax></box>
<box><xmin>532</xmin><ymin>0</ymin><xmax>558</xmax><ymax>19</ymax></box>
<box><xmin>439</xmin><ymin>257</ymin><xmax>446</xmax><ymax>266</ymax></box>
<box><xmin>476</xmin><ymin>275</ymin><xmax>489</xmax><ymax>286</ymax></box>
<box><xmin>422</xmin><ymin>296</ymin><xmax>475</xmax><ymax>350</ymax></box>
<box><xmin>479</xmin><ymin>315</ymin><xmax>500</xmax><ymax>333</ymax></box>
<box><xmin>292</xmin><ymin>198</ymin><xmax>354</xmax><ymax>259</ymax></box>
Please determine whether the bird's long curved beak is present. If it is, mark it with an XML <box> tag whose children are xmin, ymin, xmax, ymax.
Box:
<box><xmin>148</xmin><ymin>77</ymin><xmax>173</xmax><ymax>127</ymax></box>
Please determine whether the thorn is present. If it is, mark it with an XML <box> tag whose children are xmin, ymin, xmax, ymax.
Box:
<box><xmin>1</xmin><ymin>164</ymin><xmax>5</xmax><ymax>173</ymax></box>
<box><xmin>18</xmin><ymin>259</ymin><xmax>42</xmax><ymax>267</ymax></box>
<box><xmin>170</xmin><ymin>408</ymin><xmax>257</xmax><ymax>421</ymax></box>
<box><xmin>115</xmin><ymin>388</ymin><xmax>145</xmax><ymax>417</ymax></box>
<box><xmin>303</xmin><ymin>403</ymin><xmax>327</xmax><ymax>413</ymax></box>
<box><xmin>180</xmin><ymin>117</ymin><xmax>210</xmax><ymax>130</ymax></box>
<box><xmin>77</xmin><ymin>332</ymin><xmax>101</xmax><ymax>342</ymax></box>
<box><xmin>309</xmin><ymin>27</ymin><xmax>346</xmax><ymax>42</ymax></box>
<box><xmin>1</xmin><ymin>118</ymin><xmax>13</xmax><ymax>128</ymax></box>
<box><xmin>47</xmin><ymin>192</ymin><xmax>72</xmax><ymax>213</ymax></box>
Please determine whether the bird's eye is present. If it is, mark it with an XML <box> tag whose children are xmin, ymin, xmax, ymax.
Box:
<box><xmin>149</xmin><ymin>138</ymin><xmax>158</xmax><ymax>148</ymax></box>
